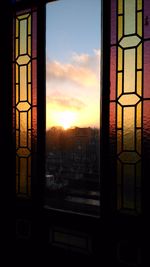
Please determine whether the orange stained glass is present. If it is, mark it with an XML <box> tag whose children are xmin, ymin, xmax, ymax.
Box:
<box><xmin>20</xmin><ymin>66</ymin><xmax>27</xmax><ymax>101</ymax></box>
<box><xmin>13</xmin><ymin>9</ymin><xmax>37</xmax><ymax>197</ymax></box>
<box><xmin>20</xmin><ymin>112</ymin><xmax>27</xmax><ymax>147</ymax></box>
<box><xmin>117</xmin><ymin>104</ymin><xmax>122</xmax><ymax>128</ymax></box>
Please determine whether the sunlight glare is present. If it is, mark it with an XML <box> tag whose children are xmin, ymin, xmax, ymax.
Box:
<box><xmin>57</xmin><ymin>111</ymin><xmax>76</xmax><ymax>129</ymax></box>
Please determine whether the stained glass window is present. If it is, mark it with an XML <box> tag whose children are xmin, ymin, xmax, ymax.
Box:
<box><xmin>13</xmin><ymin>8</ymin><xmax>37</xmax><ymax>197</ymax></box>
<box><xmin>110</xmin><ymin>0</ymin><xmax>150</xmax><ymax>214</ymax></box>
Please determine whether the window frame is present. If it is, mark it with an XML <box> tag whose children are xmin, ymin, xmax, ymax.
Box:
<box><xmin>12</xmin><ymin>0</ymin><xmax>105</xmax><ymax>219</ymax></box>
<box><xmin>0</xmin><ymin>0</ymin><xmax>145</xmax><ymax>264</ymax></box>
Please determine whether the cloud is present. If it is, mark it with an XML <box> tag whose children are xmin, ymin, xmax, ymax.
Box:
<box><xmin>46</xmin><ymin>49</ymin><xmax>100</xmax><ymax>88</ymax></box>
<box><xmin>47</xmin><ymin>94</ymin><xmax>86</xmax><ymax>111</ymax></box>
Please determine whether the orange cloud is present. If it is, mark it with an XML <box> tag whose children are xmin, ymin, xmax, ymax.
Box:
<box><xmin>46</xmin><ymin>49</ymin><xmax>100</xmax><ymax>88</ymax></box>
<box><xmin>47</xmin><ymin>94</ymin><xmax>86</xmax><ymax>111</ymax></box>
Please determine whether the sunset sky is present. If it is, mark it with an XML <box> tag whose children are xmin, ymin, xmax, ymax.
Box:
<box><xmin>46</xmin><ymin>0</ymin><xmax>101</xmax><ymax>129</ymax></box>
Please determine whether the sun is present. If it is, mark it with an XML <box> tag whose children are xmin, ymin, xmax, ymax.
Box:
<box><xmin>58</xmin><ymin>111</ymin><xmax>76</xmax><ymax>129</ymax></box>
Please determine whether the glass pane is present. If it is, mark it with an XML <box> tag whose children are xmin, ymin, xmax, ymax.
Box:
<box><xmin>123</xmin><ymin>107</ymin><xmax>135</xmax><ymax>150</ymax></box>
<box><xmin>124</xmin><ymin>49</ymin><xmax>135</xmax><ymax>93</ymax></box>
<box><xmin>45</xmin><ymin>0</ymin><xmax>101</xmax><ymax>216</ymax></box>
<box><xmin>110</xmin><ymin>0</ymin><xmax>147</xmax><ymax>214</ymax></box>
<box><xmin>110</xmin><ymin>47</ymin><xmax>116</xmax><ymax>100</ymax></box>
<box><xmin>144</xmin><ymin>0</ymin><xmax>150</xmax><ymax>38</ymax></box>
<box><xmin>111</xmin><ymin>0</ymin><xmax>116</xmax><ymax>44</ymax></box>
<box><xmin>144</xmin><ymin>41</ymin><xmax>150</xmax><ymax>98</ymax></box>
<box><xmin>13</xmin><ymin>9</ymin><xmax>37</xmax><ymax>197</ymax></box>
<box><xmin>124</xmin><ymin>0</ymin><xmax>135</xmax><ymax>35</ymax></box>
<box><xmin>19</xmin><ymin>19</ymin><xmax>27</xmax><ymax>54</ymax></box>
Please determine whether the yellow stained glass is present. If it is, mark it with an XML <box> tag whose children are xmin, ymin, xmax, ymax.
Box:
<box><xmin>117</xmin><ymin>130</ymin><xmax>122</xmax><ymax>153</ymax></box>
<box><xmin>20</xmin><ymin>19</ymin><xmax>27</xmax><ymax>55</ymax></box>
<box><xmin>137</xmin><ymin>12</ymin><xmax>142</xmax><ymax>37</ymax></box>
<box><xmin>117</xmin><ymin>72</ymin><xmax>122</xmax><ymax>97</ymax></box>
<box><xmin>118</xmin><ymin>0</ymin><xmax>123</xmax><ymax>14</ymax></box>
<box><xmin>118</xmin><ymin>15</ymin><xmax>123</xmax><ymax>40</ymax></box>
<box><xmin>118</xmin><ymin>94</ymin><xmax>140</xmax><ymax>106</ymax></box>
<box><xmin>136</xmin><ymin>102</ymin><xmax>142</xmax><ymax>127</ymax></box>
<box><xmin>20</xmin><ymin>112</ymin><xmax>27</xmax><ymax>147</ymax></box>
<box><xmin>28</xmin><ymin>63</ymin><xmax>31</xmax><ymax>83</ymax></box>
<box><xmin>123</xmin><ymin>107</ymin><xmax>135</xmax><ymax>150</ymax></box>
<box><xmin>28</xmin><ymin>109</ymin><xmax>31</xmax><ymax>129</ymax></box>
<box><xmin>16</xmin><ymin>64</ymin><xmax>19</xmax><ymax>84</ymax></box>
<box><xmin>28</xmin><ymin>36</ymin><xmax>31</xmax><ymax>56</ymax></box>
<box><xmin>16</xmin><ymin>19</ymin><xmax>19</xmax><ymax>37</ymax></box>
<box><xmin>16</xmin><ymin>39</ymin><xmax>19</xmax><ymax>58</ymax></box>
<box><xmin>137</xmin><ymin>0</ymin><xmax>142</xmax><ymax>10</ymax></box>
<box><xmin>17</xmin><ymin>102</ymin><xmax>30</xmax><ymax>111</ymax></box>
<box><xmin>124</xmin><ymin>0</ymin><xmax>135</xmax><ymax>35</ymax></box>
<box><xmin>16</xmin><ymin>84</ymin><xmax>19</xmax><ymax>104</ymax></box>
<box><xmin>117</xmin><ymin>104</ymin><xmax>122</xmax><ymax>128</ymax></box>
<box><xmin>119</xmin><ymin>35</ymin><xmax>141</xmax><ymax>48</ymax></box>
<box><xmin>124</xmin><ymin>49</ymin><xmax>135</xmax><ymax>93</ymax></box>
<box><xmin>137</xmin><ymin>44</ymin><xmax>142</xmax><ymax>69</ymax></box>
<box><xmin>18</xmin><ymin>13</ymin><xmax>29</xmax><ymax>20</ymax></box>
<box><xmin>118</xmin><ymin>47</ymin><xmax>123</xmax><ymax>71</ymax></box>
<box><xmin>28</xmin><ymin>15</ymin><xmax>31</xmax><ymax>34</ymax></box>
<box><xmin>137</xmin><ymin>71</ymin><xmax>142</xmax><ymax>96</ymax></box>
<box><xmin>20</xmin><ymin>158</ymin><xmax>27</xmax><ymax>193</ymax></box>
<box><xmin>17</xmin><ymin>55</ymin><xmax>30</xmax><ymax>65</ymax></box>
<box><xmin>136</xmin><ymin>129</ymin><xmax>141</xmax><ymax>154</ymax></box>
<box><xmin>20</xmin><ymin>66</ymin><xmax>27</xmax><ymax>101</ymax></box>
<box><xmin>28</xmin><ymin>84</ymin><xmax>31</xmax><ymax>104</ymax></box>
